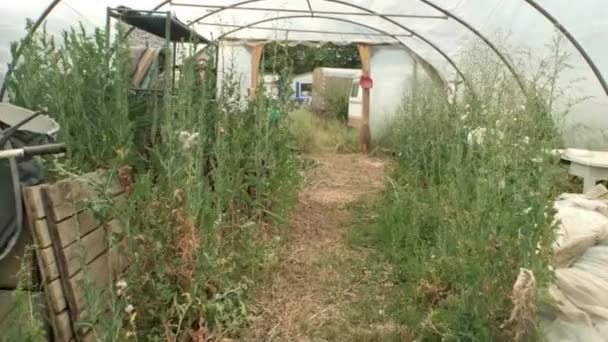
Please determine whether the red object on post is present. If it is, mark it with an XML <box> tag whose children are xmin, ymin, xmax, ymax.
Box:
<box><xmin>360</xmin><ymin>75</ymin><xmax>373</xmax><ymax>89</ymax></box>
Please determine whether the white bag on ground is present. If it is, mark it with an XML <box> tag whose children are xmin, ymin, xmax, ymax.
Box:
<box><xmin>542</xmin><ymin>185</ymin><xmax>608</xmax><ymax>341</ymax></box>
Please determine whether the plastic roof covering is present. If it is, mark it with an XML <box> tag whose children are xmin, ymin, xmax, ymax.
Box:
<box><xmin>1</xmin><ymin>0</ymin><xmax>608</xmax><ymax>148</ymax></box>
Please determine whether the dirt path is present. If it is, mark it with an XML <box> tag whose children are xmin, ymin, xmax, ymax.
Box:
<box><xmin>245</xmin><ymin>153</ymin><xmax>390</xmax><ymax>341</ymax></box>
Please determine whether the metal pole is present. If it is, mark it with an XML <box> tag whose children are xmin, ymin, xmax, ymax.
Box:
<box><xmin>522</xmin><ymin>0</ymin><xmax>608</xmax><ymax>96</ymax></box>
<box><xmin>416</xmin><ymin>0</ymin><xmax>527</xmax><ymax>94</ymax></box>
<box><xmin>105</xmin><ymin>7</ymin><xmax>111</xmax><ymax>49</ymax></box>
<box><xmin>173</xmin><ymin>41</ymin><xmax>177</xmax><ymax>88</ymax></box>
<box><xmin>305</xmin><ymin>0</ymin><xmax>314</xmax><ymax>17</ymax></box>
<box><xmin>195</xmin><ymin>22</ymin><xmax>413</xmax><ymax>37</ymax></box>
<box><xmin>178</xmin><ymin>2</ymin><xmax>448</xmax><ymax>20</ymax></box>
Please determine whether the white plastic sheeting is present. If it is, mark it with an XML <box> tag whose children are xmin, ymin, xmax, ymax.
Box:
<box><xmin>541</xmin><ymin>185</ymin><xmax>608</xmax><ymax>341</ymax></box>
<box><xmin>369</xmin><ymin>45</ymin><xmax>416</xmax><ymax>139</ymax></box>
<box><xmin>216</xmin><ymin>40</ymin><xmax>253</xmax><ymax>100</ymax></box>
<box><xmin>1</xmin><ymin>0</ymin><xmax>608</xmax><ymax>148</ymax></box>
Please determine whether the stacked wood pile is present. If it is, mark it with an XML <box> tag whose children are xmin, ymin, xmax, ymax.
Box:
<box><xmin>22</xmin><ymin>171</ymin><xmax>129</xmax><ymax>341</ymax></box>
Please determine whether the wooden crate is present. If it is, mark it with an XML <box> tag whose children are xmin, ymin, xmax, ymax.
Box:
<box><xmin>22</xmin><ymin>171</ymin><xmax>129</xmax><ymax>341</ymax></box>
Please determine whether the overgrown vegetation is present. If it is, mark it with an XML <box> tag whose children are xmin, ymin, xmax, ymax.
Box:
<box><xmin>3</xmin><ymin>19</ymin><xmax>582</xmax><ymax>341</ymax></box>
<box><xmin>288</xmin><ymin>109</ymin><xmax>358</xmax><ymax>153</ymax></box>
<box><xmin>350</xmin><ymin>39</ymin><xmax>572</xmax><ymax>340</ymax></box>
<box><xmin>5</xmin><ymin>23</ymin><xmax>299</xmax><ymax>340</ymax></box>
<box><xmin>324</xmin><ymin>86</ymin><xmax>350</xmax><ymax>123</ymax></box>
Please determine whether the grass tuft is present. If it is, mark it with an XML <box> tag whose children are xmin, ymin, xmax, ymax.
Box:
<box><xmin>288</xmin><ymin>109</ymin><xmax>358</xmax><ymax>153</ymax></box>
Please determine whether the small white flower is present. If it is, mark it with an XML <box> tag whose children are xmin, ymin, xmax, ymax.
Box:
<box><xmin>213</xmin><ymin>213</ymin><xmax>224</xmax><ymax>227</ymax></box>
<box><xmin>460</xmin><ymin>114</ymin><xmax>468</xmax><ymax>121</ymax></box>
<box><xmin>547</xmin><ymin>265</ymin><xmax>555</xmax><ymax>272</ymax></box>
<box><xmin>467</xmin><ymin>127</ymin><xmax>487</xmax><ymax>145</ymax></box>
<box><xmin>116</xmin><ymin>280</ymin><xmax>128</xmax><ymax>289</ymax></box>
<box><xmin>535</xmin><ymin>241</ymin><xmax>542</xmax><ymax>255</ymax></box>
<box><xmin>523</xmin><ymin>207</ymin><xmax>533</xmax><ymax>215</ymax></box>
<box><xmin>178</xmin><ymin>131</ymin><xmax>199</xmax><ymax>150</ymax></box>
<box><xmin>498</xmin><ymin>179</ymin><xmax>506</xmax><ymax>189</ymax></box>
<box><xmin>125</xmin><ymin>304</ymin><xmax>135</xmax><ymax>314</ymax></box>
<box><xmin>520</xmin><ymin>104</ymin><xmax>526</xmax><ymax>111</ymax></box>
<box><xmin>531</xmin><ymin>158</ymin><xmax>543</xmax><ymax>164</ymax></box>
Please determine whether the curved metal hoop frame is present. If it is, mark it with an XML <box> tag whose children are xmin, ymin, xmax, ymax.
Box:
<box><xmin>185</xmin><ymin>0</ymin><xmax>524</xmax><ymax>93</ymax></box>
<box><xmin>2</xmin><ymin>0</ymin><xmax>607</xmax><ymax>99</ymax></box>
<box><xmin>209</xmin><ymin>14</ymin><xmax>467</xmax><ymax>90</ymax></box>
<box><xmin>186</xmin><ymin>0</ymin><xmax>471</xmax><ymax>86</ymax></box>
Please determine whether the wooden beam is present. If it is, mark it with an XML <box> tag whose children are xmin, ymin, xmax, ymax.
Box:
<box><xmin>357</xmin><ymin>43</ymin><xmax>371</xmax><ymax>154</ymax></box>
<box><xmin>250</xmin><ymin>43</ymin><xmax>265</xmax><ymax>97</ymax></box>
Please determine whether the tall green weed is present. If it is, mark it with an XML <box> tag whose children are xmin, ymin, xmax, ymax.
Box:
<box><xmin>354</xmin><ymin>38</ymin><xmax>572</xmax><ymax>340</ymax></box>
<box><xmin>6</xmin><ymin>22</ymin><xmax>299</xmax><ymax>340</ymax></box>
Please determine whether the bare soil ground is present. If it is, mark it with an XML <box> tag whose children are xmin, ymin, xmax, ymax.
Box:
<box><xmin>244</xmin><ymin>153</ymin><xmax>400</xmax><ymax>341</ymax></box>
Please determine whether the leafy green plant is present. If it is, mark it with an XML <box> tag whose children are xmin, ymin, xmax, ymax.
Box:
<box><xmin>288</xmin><ymin>109</ymin><xmax>358</xmax><ymax>153</ymax></box>
<box><xmin>351</xmin><ymin>37</ymin><xmax>573</xmax><ymax>340</ymax></box>
<box><xmin>325</xmin><ymin>87</ymin><xmax>350</xmax><ymax>123</ymax></box>
<box><xmin>6</xmin><ymin>21</ymin><xmax>300</xmax><ymax>340</ymax></box>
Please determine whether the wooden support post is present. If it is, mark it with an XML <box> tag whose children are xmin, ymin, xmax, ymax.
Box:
<box><xmin>250</xmin><ymin>43</ymin><xmax>265</xmax><ymax>97</ymax></box>
<box><xmin>357</xmin><ymin>44</ymin><xmax>371</xmax><ymax>153</ymax></box>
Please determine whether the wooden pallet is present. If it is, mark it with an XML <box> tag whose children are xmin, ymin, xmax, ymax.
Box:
<box><xmin>22</xmin><ymin>171</ymin><xmax>128</xmax><ymax>342</ymax></box>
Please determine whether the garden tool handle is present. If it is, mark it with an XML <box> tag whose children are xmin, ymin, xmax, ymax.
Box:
<box><xmin>0</xmin><ymin>143</ymin><xmax>66</xmax><ymax>160</ymax></box>
<box><xmin>23</xmin><ymin>143</ymin><xmax>66</xmax><ymax>157</ymax></box>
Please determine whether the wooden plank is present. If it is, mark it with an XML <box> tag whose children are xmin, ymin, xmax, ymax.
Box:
<box><xmin>250</xmin><ymin>43</ymin><xmax>265</xmax><ymax>96</ymax></box>
<box><xmin>357</xmin><ymin>43</ymin><xmax>372</xmax><ymax>153</ymax></box>
<box><xmin>47</xmin><ymin>273</ymin><xmax>67</xmax><ymax>314</ymax></box>
<box><xmin>81</xmin><ymin>330</ymin><xmax>95</xmax><ymax>342</ymax></box>
<box><xmin>57</xmin><ymin>210</ymin><xmax>99</xmax><ymax>248</ymax></box>
<box><xmin>41</xmin><ymin>186</ymin><xmax>81</xmax><ymax>341</ymax></box>
<box><xmin>34</xmin><ymin>195</ymin><xmax>125</xmax><ymax>253</ymax></box>
<box><xmin>32</xmin><ymin>218</ymin><xmax>52</xmax><ymax>248</ymax></box>
<box><xmin>55</xmin><ymin>310</ymin><xmax>74</xmax><ymax>342</ymax></box>
<box><xmin>26</xmin><ymin>219</ymin><xmax>62</xmax><ymax>342</ymax></box>
<box><xmin>21</xmin><ymin>170</ymin><xmax>128</xmax><ymax>341</ymax></box>
<box><xmin>71</xmin><ymin>250</ymin><xmax>128</xmax><ymax>316</ymax></box>
<box><xmin>40</xmin><ymin>226</ymin><xmax>108</xmax><ymax>282</ymax></box>
<box><xmin>41</xmin><ymin>220</ymin><xmax>123</xmax><ymax>282</ymax></box>
<box><xmin>23</xmin><ymin>170</ymin><xmax>124</xmax><ymax>221</ymax></box>
<box><xmin>41</xmin><ymin>220</ymin><xmax>128</xmax><ymax>313</ymax></box>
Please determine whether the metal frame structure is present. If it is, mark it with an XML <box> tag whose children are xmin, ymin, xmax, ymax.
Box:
<box><xmin>206</xmin><ymin>14</ymin><xmax>468</xmax><ymax>89</ymax></box>
<box><xmin>184</xmin><ymin>0</ymin><xmax>475</xmax><ymax>92</ymax></box>
<box><xmin>172</xmin><ymin>2</ymin><xmax>448</xmax><ymax>19</ymax></box>
<box><xmin>201</xmin><ymin>22</ymin><xmax>414</xmax><ymax>37</ymax></box>
<box><xmin>522</xmin><ymin>0</ymin><xmax>608</xmax><ymax>96</ymax></box>
<box><xmin>181</xmin><ymin>0</ymin><xmax>526</xmax><ymax>93</ymax></box>
<box><xmin>142</xmin><ymin>0</ymin><xmax>608</xmax><ymax>97</ymax></box>
<box><xmin>1</xmin><ymin>0</ymin><xmax>607</xmax><ymax>100</ymax></box>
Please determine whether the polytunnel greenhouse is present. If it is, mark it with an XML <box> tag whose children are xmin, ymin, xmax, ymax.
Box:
<box><xmin>1</xmin><ymin>1</ymin><xmax>608</xmax><ymax>341</ymax></box>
